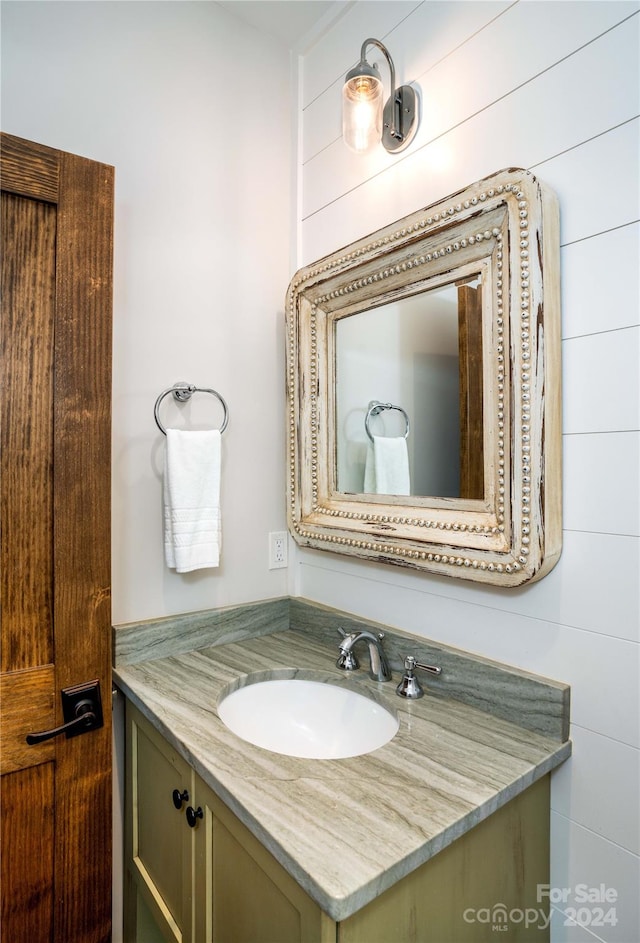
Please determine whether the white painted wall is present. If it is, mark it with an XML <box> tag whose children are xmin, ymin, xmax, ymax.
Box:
<box><xmin>1</xmin><ymin>0</ymin><xmax>293</xmax><ymax>625</ymax></box>
<box><xmin>1</xmin><ymin>4</ymin><xmax>292</xmax><ymax>939</ymax></box>
<box><xmin>294</xmin><ymin>2</ymin><xmax>639</xmax><ymax>941</ymax></box>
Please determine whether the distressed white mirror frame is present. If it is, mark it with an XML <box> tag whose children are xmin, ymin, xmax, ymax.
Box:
<box><xmin>286</xmin><ymin>169</ymin><xmax>561</xmax><ymax>586</ymax></box>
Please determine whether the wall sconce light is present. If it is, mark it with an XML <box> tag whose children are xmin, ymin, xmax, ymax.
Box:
<box><xmin>342</xmin><ymin>38</ymin><xmax>418</xmax><ymax>154</ymax></box>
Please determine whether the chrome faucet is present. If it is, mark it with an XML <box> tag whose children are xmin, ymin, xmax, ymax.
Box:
<box><xmin>336</xmin><ymin>628</ymin><xmax>392</xmax><ymax>682</ymax></box>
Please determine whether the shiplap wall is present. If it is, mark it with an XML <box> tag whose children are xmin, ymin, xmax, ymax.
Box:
<box><xmin>294</xmin><ymin>3</ymin><xmax>639</xmax><ymax>941</ymax></box>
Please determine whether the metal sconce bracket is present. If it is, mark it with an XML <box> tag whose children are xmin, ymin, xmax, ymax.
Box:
<box><xmin>382</xmin><ymin>84</ymin><xmax>418</xmax><ymax>153</ymax></box>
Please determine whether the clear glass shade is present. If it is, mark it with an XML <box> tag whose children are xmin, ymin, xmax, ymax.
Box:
<box><xmin>342</xmin><ymin>74</ymin><xmax>383</xmax><ymax>153</ymax></box>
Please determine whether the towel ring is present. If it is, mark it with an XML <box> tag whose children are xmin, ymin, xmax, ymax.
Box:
<box><xmin>365</xmin><ymin>400</ymin><xmax>410</xmax><ymax>443</ymax></box>
<box><xmin>154</xmin><ymin>382</ymin><xmax>229</xmax><ymax>436</ymax></box>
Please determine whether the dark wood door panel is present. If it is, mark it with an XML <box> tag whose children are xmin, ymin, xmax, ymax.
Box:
<box><xmin>1</xmin><ymin>191</ymin><xmax>56</xmax><ymax>672</ymax></box>
<box><xmin>1</xmin><ymin>763</ymin><xmax>55</xmax><ymax>941</ymax></box>
<box><xmin>1</xmin><ymin>132</ymin><xmax>114</xmax><ymax>943</ymax></box>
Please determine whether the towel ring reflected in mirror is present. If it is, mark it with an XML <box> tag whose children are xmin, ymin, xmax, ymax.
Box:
<box><xmin>365</xmin><ymin>401</ymin><xmax>410</xmax><ymax>443</ymax></box>
<box><xmin>154</xmin><ymin>382</ymin><xmax>229</xmax><ymax>436</ymax></box>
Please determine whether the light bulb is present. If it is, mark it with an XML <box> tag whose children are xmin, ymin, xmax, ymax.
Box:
<box><xmin>342</xmin><ymin>73</ymin><xmax>383</xmax><ymax>154</ymax></box>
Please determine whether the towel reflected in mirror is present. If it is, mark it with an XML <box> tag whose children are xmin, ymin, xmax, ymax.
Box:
<box><xmin>364</xmin><ymin>435</ymin><xmax>410</xmax><ymax>496</ymax></box>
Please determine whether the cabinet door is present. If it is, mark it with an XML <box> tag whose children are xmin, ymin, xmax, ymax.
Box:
<box><xmin>125</xmin><ymin>705</ymin><xmax>195</xmax><ymax>943</ymax></box>
<box><xmin>194</xmin><ymin>776</ymin><xmax>336</xmax><ymax>943</ymax></box>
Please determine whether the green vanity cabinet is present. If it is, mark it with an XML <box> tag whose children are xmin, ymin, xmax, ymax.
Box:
<box><xmin>124</xmin><ymin>702</ymin><xmax>551</xmax><ymax>943</ymax></box>
<box><xmin>124</xmin><ymin>704</ymin><xmax>196</xmax><ymax>943</ymax></box>
<box><xmin>124</xmin><ymin>703</ymin><xmax>331</xmax><ymax>943</ymax></box>
<box><xmin>195</xmin><ymin>775</ymin><xmax>334</xmax><ymax>943</ymax></box>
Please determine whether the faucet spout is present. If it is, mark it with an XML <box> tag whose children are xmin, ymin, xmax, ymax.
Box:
<box><xmin>337</xmin><ymin>629</ymin><xmax>392</xmax><ymax>682</ymax></box>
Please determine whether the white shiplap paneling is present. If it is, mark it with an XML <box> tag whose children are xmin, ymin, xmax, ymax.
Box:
<box><xmin>296</xmin><ymin>3</ymin><xmax>640</xmax><ymax>940</ymax></box>
<box><xmin>298</xmin><ymin>525</ymin><xmax>640</xmax><ymax>642</ymax></box>
<box><xmin>533</xmin><ymin>118</ymin><xmax>639</xmax><ymax>246</ymax></box>
<box><xmin>302</xmin><ymin>0</ymin><xmax>513</xmax><ymax>162</ymax></box>
<box><xmin>550</xmin><ymin>811</ymin><xmax>640</xmax><ymax>943</ymax></box>
<box><xmin>551</xmin><ymin>725</ymin><xmax>640</xmax><ymax>856</ymax></box>
<box><xmin>302</xmin><ymin>4</ymin><xmax>638</xmax><ymax>220</ymax></box>
<box><xmin>301</xmin><ymin>78</ymin><xmax>639</xmax><ymax>266</ymax></box>
<box><xmin>563</xmin><ymin>431</ymin><xmax>639</xmax><ymax>537</ymax></box>
<box><xmin>563</xmin><ymin>328</ymin><xmax>639</xmax><ymax>434</ymax></box>
<box><xmin>561</xmin><ymin>223</ymin><xmax>639</xmax><ymax>339</ymax></box>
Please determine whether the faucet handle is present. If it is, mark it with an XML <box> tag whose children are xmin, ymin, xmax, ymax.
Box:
<box><xmin>336</xmin><ymin>649</ymin><xmax>359</xmax><ymax>670</ymax></box>
<box><xmin>396</xmin><ymin>655</ymin><xmax>442</xmax><ymax>699</ymax></box>
<box><xmin>413</xmin><ymin>656</ymin><xmax>442</xmax><ymax>677</ymax></box>
<box><xmin>336</xmin><ymin>627</ymin><xmax>359</xmax><ymax>670</ymax></box>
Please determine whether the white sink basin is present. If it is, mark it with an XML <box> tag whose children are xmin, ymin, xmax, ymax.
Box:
<box><xmin>217</xmin><ymin>678</ymin><xmax>399</xmax><ymax>759</ymax></box>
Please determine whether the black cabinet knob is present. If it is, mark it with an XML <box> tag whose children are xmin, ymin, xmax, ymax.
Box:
<box><xmin>172</xmin><ymin>788</ymin><xmax>189</xmax><ymax>810</ymax></box>
<box><xmin>186</xmin><ymin>805</ymin><xmax>203</xmax><ymax>828</ymax></box>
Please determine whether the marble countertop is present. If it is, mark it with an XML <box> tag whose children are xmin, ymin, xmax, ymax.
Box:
<box><xmin>114</xmin><ymin>629</ymin><xmax>571</xmax><ymax>922</ymax></box>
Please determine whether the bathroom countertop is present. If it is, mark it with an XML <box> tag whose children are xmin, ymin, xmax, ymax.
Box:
<box><xmin>114</xmin><ymin>630</ymin><xmax>571</xmax><ymax>922</ymax></box>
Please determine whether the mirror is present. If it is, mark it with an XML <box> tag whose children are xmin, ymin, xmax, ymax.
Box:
<box><xmin>285</xmin><ymin>168</ymin><xmax>562</xmax><ymax>586</ymax></box>
<box><xmin>335</xmin><ymin>273</ymin><xmax>484</xmax><ymax>499</ymax></box>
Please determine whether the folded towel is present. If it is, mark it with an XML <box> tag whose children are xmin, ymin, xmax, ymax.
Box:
<box><xmin>364</xmin><ymin>435</ymin><xmax>410</xmax><ymax>496</ymax></box>
<box><xmin>163</xmin><ymin>429</ymin><xmax>222</xmax><ymax>572</ymax></box>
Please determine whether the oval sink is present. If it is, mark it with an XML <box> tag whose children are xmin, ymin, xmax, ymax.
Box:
<box><xmin>217</xmin><ymin>679</ymin><xmax>399</xmax><ymax>759</ymax></box>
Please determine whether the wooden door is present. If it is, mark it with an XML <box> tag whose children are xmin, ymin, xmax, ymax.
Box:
<box><xmin>458</xmin><ymin>284</ymin><xmax>484</xmax><ymax>500</ymax></box>
<box><xmin>1</xmin><ymin>133</ymin><xmax>114</xmax><ymax>943</ymax></box>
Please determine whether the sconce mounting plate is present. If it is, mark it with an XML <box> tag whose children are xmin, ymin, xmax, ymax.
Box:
<box><xmin>382</xmin><ymin>85</ymin><xmax>418</xmax><ymax>152</ymax></box>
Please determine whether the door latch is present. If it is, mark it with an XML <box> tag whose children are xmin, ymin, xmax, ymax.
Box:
<box><xmin>26</xmin><ymin>680</ymin><xmax>104</xmax><ymax>745</ymax></box>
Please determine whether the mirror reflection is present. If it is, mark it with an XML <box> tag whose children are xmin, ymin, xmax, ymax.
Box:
<box><xmin>335</xmin><ymin>274</ymin><xmax>484</xmax><ymax>499</ymax></box>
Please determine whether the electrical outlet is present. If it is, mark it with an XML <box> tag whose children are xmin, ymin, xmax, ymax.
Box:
<box><xmin>268</xmin><ymin>531</ymin><xmax>288</xmax><ymax>569</ymax></box>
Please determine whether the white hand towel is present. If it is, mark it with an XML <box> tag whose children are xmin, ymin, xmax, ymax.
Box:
<box><xmin>364</xmin><ymin>435</ymin><xmax>410</xmax><ymax>496</ymax></box>
<box><xmin>163</xmin><ymin>429</ymin><xmax>222</xmax><ymax>572</ymax></box>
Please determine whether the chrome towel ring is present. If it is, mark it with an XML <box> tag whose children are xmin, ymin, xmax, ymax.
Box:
<box><xmin>154</xmin><ymin>382</ymin><xmax>229</xmax><ymax>436</ymax></box>
<box><xmin>365</xmin><ymin>400</ymin><xmax>410</xmax><ymax>443</ymax></box>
